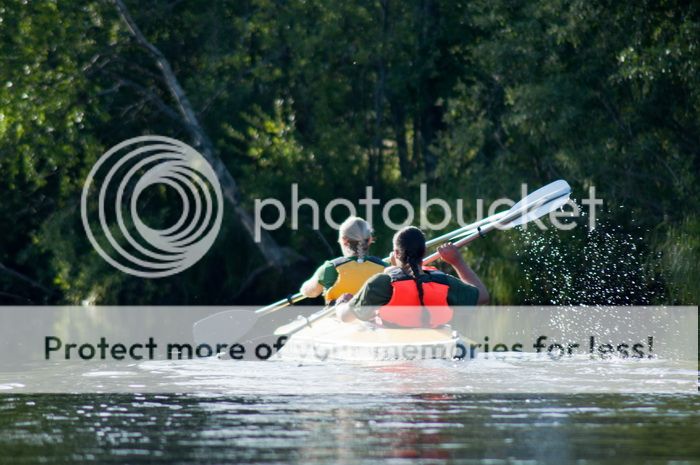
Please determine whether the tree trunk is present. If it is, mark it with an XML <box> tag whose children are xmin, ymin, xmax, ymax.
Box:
<box><xmin>416</xmin><ymin>0</ymin><xmax>443</xmax><ymax>178</ymax></box>
<box><xmin>369</xmin><ymin>0</ymin><xmax>389</xmax><ymax>188</ymax></box>
<box><xmin>390</xmin><ymin>97</ymin><xmax>410</xmax><ymax>179</ymax></box>
<box><xmin>112</xmin><ymin>0</ymin><xmax>289</xmax><ymax>268</ymax></box>
<box><xmin>412</xmin><ymin>113</ymin><xmax>422</xmax><ymax>173</ymax></box>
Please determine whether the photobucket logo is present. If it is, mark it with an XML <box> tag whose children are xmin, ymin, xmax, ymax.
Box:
<box><xmin>254</xmin><ymin>184</ymin><xmax>603</xmax><ymax>242</ymax></box>
<box><xmin>81</xmin><ymin>136</ymin><xmax>223</xmax><ymax>278</ymax></box>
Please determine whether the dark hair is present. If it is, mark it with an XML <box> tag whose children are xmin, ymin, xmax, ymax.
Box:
<box><xmin>393</xmin><ymin>226</ymin><xmax>430</xmax><ymax>326</ymax></box>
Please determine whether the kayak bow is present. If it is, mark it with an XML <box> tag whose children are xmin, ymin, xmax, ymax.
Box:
<box><xmin>276</xmin><ymin>317</ymin><xmax>472</xmax><ymax>362</ymax></box>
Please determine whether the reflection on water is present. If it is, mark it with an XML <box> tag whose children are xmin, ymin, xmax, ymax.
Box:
<box><xmin>0</xmin><ymin>393</ymin><xmax>699</xmax><ymax>464</ymax></box>
<box><xmin>1</xmin><ymin>349</ymin><xmax>698</xmax><ymax>464</ymax></box>
<box><xmin>1</xmin><ymin>351</ymin><xmax>696</xmax><ymax>394</ymax></box>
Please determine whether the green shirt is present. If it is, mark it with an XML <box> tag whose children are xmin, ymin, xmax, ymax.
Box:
<box><xmin>349</xmin><ymin>269</ymin><xmax>480</xmax><ymax>321</ymax></box>
<box><xmin>313</xmin><ymin>256</ymin><xmax>389</xmax><ymax>289</ymax></box>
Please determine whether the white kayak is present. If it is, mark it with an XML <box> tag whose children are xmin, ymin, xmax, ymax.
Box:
<box><xmin>276</xmin><ymin>317</ymin><xmax>470</xmax><ymax>362</ymax></box>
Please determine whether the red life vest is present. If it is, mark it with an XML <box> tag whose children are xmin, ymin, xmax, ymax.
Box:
<box><xmin>378</xmin><ymin>268</ymin><xmax>453</xmax><ymax>328</ymax></box>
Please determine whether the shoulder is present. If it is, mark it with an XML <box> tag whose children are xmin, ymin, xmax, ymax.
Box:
<box><xmin>443</xmin><ymin>274</ymin><xmax>476</xmax><ymax>292</ymax></box>
<box><xmin>317</xmin><ymin>255</ymin><xmax>353</xmax><ymax>272</ymax></box>
<box><xmin>315</xmin><ymin>258</ymin><xmax>342</xmax><ymax>288</ymax></box>
<box><xmin>443</xmin><ymin>274</ymin><xmax>480</xmax><ymax>306</ymax></box>
<box><xmin>365</xmin><ymin>256</ymin><xmax>389</xmax><ymax>267</ymax></box>
<box><xmin>329</xmin><ymin>256</ymin><xmax>353</xmax><ymax>267</ymax></box>
<box><xmin>382</xmin><ymin>266</ymin><xmax>409</xmax><ymax>281</ymax></box>
<box><xmin>425</xmin><ymin>270</ymin><xmax>449</xmax><ymax>284</ymax></box>
<box><xmin>352</xmin><ymin>272</ymin><xmax>392</xmax><ymax>308</ymax></box>
<box><xmin>315</xmin><ymin>260</ymin><xmax>335</xmax><ymax>275</ymax></box>
<box><xmin>366</xmin><ymin>272</ymin><xmax>392</xmax><ymax>287</ymax></box>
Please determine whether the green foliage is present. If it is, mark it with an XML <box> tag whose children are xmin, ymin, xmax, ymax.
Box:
<box><xmin>657</xmin><ymin>217</ymin><xmax>700</xmax><ymax>304</ymax></box>
<box><xmin>0</xmin><ymin>0</ymin><xmax>697</xmax><ymax>305</ymax></box>
<box><xmin>0</xmin><ymin>0</ymin><xmax>108</xmax><ymax>303</ymax></box>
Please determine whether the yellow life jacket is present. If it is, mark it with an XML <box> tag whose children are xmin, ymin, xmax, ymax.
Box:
<box><xmin>324</xmin><ymin>256</ymin><xmax>386</xmax><ymax>303</ymax></box>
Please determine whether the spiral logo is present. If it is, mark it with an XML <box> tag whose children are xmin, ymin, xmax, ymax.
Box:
<box><xmin>81</xmin><ymin>136</ymin><xmax>223</xmax><ymax>278</ymax></box>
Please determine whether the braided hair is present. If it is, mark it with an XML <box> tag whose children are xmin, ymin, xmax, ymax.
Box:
<box><xmin>338</xmin><ymin>217</ymin><xmax>372</xmax><ymax>262</ymax></box>
<box><xmin>393</xmin><ymin>226</ymin><xmax>431</xmax><ymax>327</ymax></box>
<box><xmin>346</xmin><ymin>238</ymin><xmax>369</xmax><ymax>262</ymax></box>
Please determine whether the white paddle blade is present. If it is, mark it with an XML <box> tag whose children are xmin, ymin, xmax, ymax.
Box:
<box><xmin>192</xmin><ymin>310</ymin><xmax>259</xmax><ymax>346</ymax></box>
<box><xmin>511</xmin><ymin>179</ymin><xmax>571</xmax><ymax>212</ymax></box>
<box><xmin>503</xmin><ymin>179</ymin><xmax>572</xmax><ymax>229</ymax></box>
<box><xmin>274</xmin><ymin>317</ymin><xmax>307</xmax><ymax>336</ymax></box>
<box><xmin>450</xmin><ymin>180</ymin><xmax>572</xmax><ymax>238</ymax></box>
<box><xmin>503</xmin><ymin>191</ymin><xmax>571</xmax><ymax>229</ymax></box>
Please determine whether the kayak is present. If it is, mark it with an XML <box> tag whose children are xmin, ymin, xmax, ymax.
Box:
<box><xmin>276</xmin><ymin>316</ymin><xmax>470</xmax><ymax>362</ymax></box>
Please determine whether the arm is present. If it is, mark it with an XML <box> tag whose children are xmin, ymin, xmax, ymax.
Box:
<box><xmin>300</xmin><ymin>262</ymin><xmax>337</xmax><ymax>298</ymax></box>
<box><xmin>335</xmin><ymin>298</ymin><xmax>356</xmax><ymax>322</ymax></box>
<box><xmin>336</xmin><ymin>274</ymin><xmax>392</xmax><ymax>322</ymax></box>
<box><xmin>437</xmin><ymin>243</ymin><xmax>490</xmax><ymax>305</ymax></box>
<box><xmin>300</xmin><ymin>277</ymin><xmax>324</xmax><ymax>298</ymax></box>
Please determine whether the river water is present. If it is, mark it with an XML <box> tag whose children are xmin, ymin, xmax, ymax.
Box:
<box><xmin>1</xmin><ymin>393</ymin><xmax>699</xmax><ymax>464</ymax></box>
<box><xmin>1</xmin><ymin>354</ymin><xmax>698</xmax><ymax>464</ymax></box>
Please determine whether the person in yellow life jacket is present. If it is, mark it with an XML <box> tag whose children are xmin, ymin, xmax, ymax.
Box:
<box><xmin>335</xmin><ymin>226</ymin><xmax>489</xmax><ymax>327</ymax></box>
<box><xmin>300</xmin><ymin>216</ymin><xmax>388</xmax><ymax>304</ymax></box>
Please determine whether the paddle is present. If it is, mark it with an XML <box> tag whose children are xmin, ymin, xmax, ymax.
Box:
<box><xmin>191</xmin><ymin>218</ymin><xmax>477</xmax><ymax>344</ymax></box>
<box><xmin>424</xmin><ymin>179</ymin><xmax>571</xmax><ymax>263</ymax></box>
<box><xmin>193</xmin><ymin>216</ymin><xmax>508</xmax><ymax>344</ymax></box>
<box><xmin>273</xmin><ymin>180</ymin><xmax>571</xmax><ymax>338</ymax></box>
<box><xmin>193</xmin><ymin>179</ymin><xmax>572</xmax><ymax>345</ymax></box>
<box><xmin>193</xmin><ymin>210</ymin><xmax>509</xmax><ymax>343</ymax></box>
<box><xmin>193</xmin><ymin>309</ymin><xmax>259</xmax><ymax>349</ymax></box>
<box><xmin>250</xmin><ymin>207</ymin><xmax>510</xmax><ymax>317</ymax></box>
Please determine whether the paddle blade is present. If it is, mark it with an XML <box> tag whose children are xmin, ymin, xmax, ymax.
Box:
<box><xmin>274</xmin><ymin>306</ymin><xmax>335</xmax><ymax>337</ymax></box>
<box><xmin>450</xmin><ymin>180</ymin><xmax>572</xmax><ymax>238</ymax></box>
<box><xmin>503</xmin><ymin>188</ymin><xmax>571</xmax><ymax>229</ymax></box>
<box><xmin>511</xmin><ymin>179</ymin><xmax>571</xmax><ymax>212</ymax></box>
<box><xmin>192</xmin><ymin>310</ymin><xmax>259</xmax><ymax>346</ymax></box>
<box><xmin>273</xmin><ymin>317</ymin><xmax>308</xmax><ymax>336</ymax></box>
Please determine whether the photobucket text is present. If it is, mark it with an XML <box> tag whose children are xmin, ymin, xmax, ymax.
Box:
<box><xmin>253</xmin><ymin>183</ymin><xmax>602</xmax><ymax>242</ymax></box>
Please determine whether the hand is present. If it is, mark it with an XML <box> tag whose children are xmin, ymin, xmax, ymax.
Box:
<box><xmin>437</xmin><ymin>242</ymin><xmax>464</xmax><ymax>266</ymax></box>
<box><xmin>336</xmin><ymin>293</ymin><xmax>353</xmax><ymax>304</ymax></box>
<box><xmin>389</xmin><ymin>251</ymin><xmax>397</xmax><ymax>267</ymax></box>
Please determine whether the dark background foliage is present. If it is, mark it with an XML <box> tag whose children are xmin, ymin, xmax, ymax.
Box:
<box><xmin>0</xmin><ymin>0</ymin><xmax>697</xmax><ymax>306</ymax></box>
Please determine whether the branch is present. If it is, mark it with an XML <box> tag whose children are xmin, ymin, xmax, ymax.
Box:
<box><xmin>0</xmin><ymin>291</ymin><xmax>36</xmax><ymax>304</ymax></box>
<box><xmin>228</xmin><ymin>264</ymin><xmax>274</xmax><ymax>302</ymax></box>
<box><xmin>312</xmin><ymin>228</ymin><xmax>335</xmax><ymax>257</ymax></box>
<box><xmin>114</xmin><ymin>75</ymin><xmax>182</xmax><ymax>122</ymax></box>
<box><xmin>0</xmin><ymin>262</ymin><xmax>53</xmax><ymax>295</ymax></box>
<box><xmin>111</xmin><ymin>0</ymin><xmax>292</xmax><ymax>267</ymax></box>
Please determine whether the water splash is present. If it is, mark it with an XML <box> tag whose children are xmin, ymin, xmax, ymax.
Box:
<box><xmin>513</xmin><ymin>209</ymin><xmax>664</xmax><ymax>305</ymax></box>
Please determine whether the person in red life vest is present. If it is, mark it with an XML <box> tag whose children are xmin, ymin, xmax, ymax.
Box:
<box><xmin>335</xmin><ymin>226</ymin><xmax>489</xmax><ymax>327</ymax></box>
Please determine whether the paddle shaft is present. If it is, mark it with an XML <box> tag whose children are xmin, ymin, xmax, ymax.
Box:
<box><xmin>259</xmin><ymin>182</ymin><xmax>570</xmax><ymax>316</ymax></box>
<box><xmin>255</xmin><ymin>293</ymin><xmax>306</xmax><ymax>316</ymax></box>
<box><xmin>423</xmin><ymin>210</ymin><xmax>508</xmax><ymax>249</ymax></box>
<box><xmin>277</xmin><ymin>214</ymin><xmax>501</xmax><ymax>336</ymax></box>
<box><xmin>194</xmin><ymin>181</ymin><xmax>571</xmax><ymax>344</ymax></box>
<box><xmin>423</xmin><ymin>189</ymin><xmax>569</xmax><ymax>264</ymax></box>
<box><xmin>255</xmin><ymin>211</ymin><xmax>509</xmax><ymax>316</ymax></box>
<box><xmin>277</xmin><ymin>193</ymin><xmax>567</xmax><ymax>337</ymax></box>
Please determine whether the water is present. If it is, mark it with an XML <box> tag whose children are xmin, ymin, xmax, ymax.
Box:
<box><xmin>2</xmin><ymin>208</ymin><xmax>697</xmax><ymax>463</ymax></box>
<box><xmin>1</xmin><ymin>355</ymin><xmax>698</xmax><ymax>464</ymax></box>
<box><xmin>2</xmin><ymin>350</ymin><xmax>696</xmax><ymax>394</ymax></box>
<box><xmin>1</xmin><ymin>392</ymin><xmax>699</xmax><ymax>464</ymax></box>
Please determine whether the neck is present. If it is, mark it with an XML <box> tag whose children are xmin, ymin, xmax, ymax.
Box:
<box><xmin>400</xmin><ymin>263</ymin><xmax>423</xmax><ymax>274</ymax></box>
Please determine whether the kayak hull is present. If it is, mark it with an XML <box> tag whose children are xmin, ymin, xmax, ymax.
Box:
<box><xmin>276</xmin><ymin>317</ymin><xmax>466</xmax><ymax>362</ymax></box>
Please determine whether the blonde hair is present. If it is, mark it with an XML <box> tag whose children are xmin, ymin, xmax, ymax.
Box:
<box><xmin>338</xmin><ymin>216</ymin><xmax>372</xmax><ymax>262</ymax></box>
